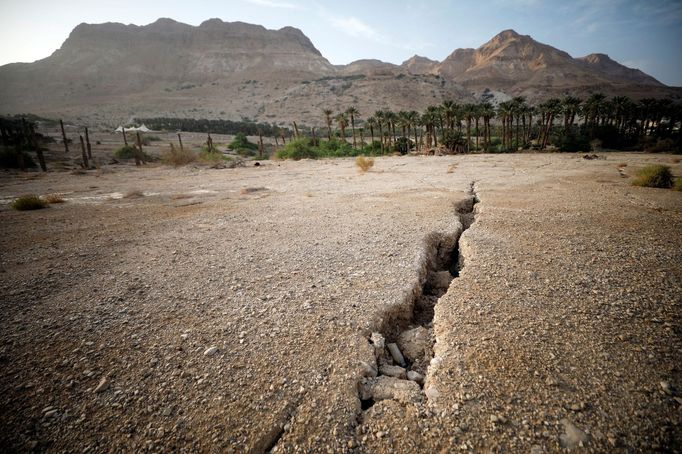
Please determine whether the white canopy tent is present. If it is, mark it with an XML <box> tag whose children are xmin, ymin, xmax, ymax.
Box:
<box><xmin>115</xmin><ymin>124</ymin><xmax>151</xmax><ymax>133</ymax></box>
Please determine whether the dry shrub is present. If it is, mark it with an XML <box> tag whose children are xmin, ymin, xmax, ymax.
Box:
<box><xmin>632</xmin><ymin>165</ymin><xmax>674</xmax><ymax>189</ymax></box>
<box><xmin>355</xmin><ymin>156</ymin><xmax>374</xmax><ymax>172</ymax></box>
<box><xmin>162</xmin><ymin>143</ymin><xmax>196</xmax><ymax>167</ymax></box>
<box><xmin>123</xmin><ymin>190</ymin><xmax>144</xmax><ymax>198</ymax></box>
<box><xmin>447</xmin><ymin>163</ymin><xmax>458</xmax><ymax>173</ymax></box>
<box><xmin>11</xmin><ymin>194</ymin><xmax>48</xmax><ymax>210</ymax></box>
<box><xmin>42</xmin><ymin>193</ymin><xmax>65</xmax><ymax>203</ymax></box>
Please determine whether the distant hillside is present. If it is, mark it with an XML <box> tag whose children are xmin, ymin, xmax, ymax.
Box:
<box><xmin>0</xmin><ymin>20</ymin><xmax>678</xmax><ymax>126</ymax></box>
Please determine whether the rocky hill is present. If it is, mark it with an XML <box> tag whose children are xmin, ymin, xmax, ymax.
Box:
<box><xmin>0</xmin><ymin>20</ymin><xmax>677</xmax><ymax>126</ymax></box>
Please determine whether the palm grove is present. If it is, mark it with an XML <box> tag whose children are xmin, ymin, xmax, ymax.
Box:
<box><xmin>276</xmin><ymin>94</ymin><xmax>681</xmax><ymax>159</ymax></box>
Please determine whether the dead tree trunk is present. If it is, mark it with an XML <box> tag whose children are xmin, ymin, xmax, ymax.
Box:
<box><xmin>85</xmin><ymin>127</ymin><xmax>92</xmax><ymax>159</ymax></box>
<box><xmin>134</xmin><ymin>132</ymin><xmax>142</xmax><ymax>166</ymax></box>
<box><xmin>281</xmin><ymin>131</ymin><xmax>286</xmax><ymax>145</ymax></box>
<box><xmin>79</xmin><ymin>135</ymin><xmax>89</xmax><ymax>169</ymax></box>
<box><xmin>122</xmin><ymin>128</ymin><xmax>128</xmax><ymax>146</ymax></box>
<box><xmin>60</xmin><ymin>119</ymin><xmax>69</xmax><ymax>153</ymax></box>
<box><xmin>177</xmin><ymin>133</ymin><xmax>184</xmax><ymax>151</ymax></box>
<box><xmin>293</xmin><ymin>121</ymin><xmax>300</xmax><ymax>139</ymax></box>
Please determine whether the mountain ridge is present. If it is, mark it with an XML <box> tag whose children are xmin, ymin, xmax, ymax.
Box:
<box><xmin>0</xmin><ymin>20</ymin><xmax>678</xmax><ymax>126</ymax></box>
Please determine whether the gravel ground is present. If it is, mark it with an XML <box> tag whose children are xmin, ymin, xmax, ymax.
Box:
<box><xmin>0</xmin><ymin>152</ymin><xmax>680</xmax><ymax>452</ymax></box>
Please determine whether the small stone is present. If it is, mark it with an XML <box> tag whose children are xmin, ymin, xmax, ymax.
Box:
<box><xmin>530</xmin><ymin>444</ymin><xmax>543</xmax><ymax>454</ymax></box>
<box><xmin>559</xmin><ymin>418</ymin><xmax>589</xmax><ymax>449</ymax></box>
<box><xmin>379</xmin><ymin>364</ymin><xmax>406</xmax><ymax>379</ymax></box>
<box><xmin>347</xmin><ymin>439</ymin><xmax>357</xmax><ymax>448</ymax></box>
<box><xmin>407</xmin><ymin>370</ymin><xmax>424</xmax><ymax>384</ymax></box>
<box><xmin>204</xmin><ymin>346</ymin><xmax>218</xmax><ymax>356</ymax></box>
<box><xmin>44</xmin><ymin>409</ymin><xmax>58</xmax><ymax>418</ymax></box>
<box><xmin>360</xmin><ymin>361</ymin><xmax>378</xmax><ymax>378</ymax></box>
<box><xmin>94</xmin><ymin>377</ymin><xmax>109</xmax><ymax>393</ymax></box>
<box><xmin>386</xmin><ymin>343</ymin><xmax>406</xmax><ymax>367</ymax></box>
<box><xmin>660</xmin><ymin>381</ymin><xmax>673</xmax><ymax>395</ymax></box>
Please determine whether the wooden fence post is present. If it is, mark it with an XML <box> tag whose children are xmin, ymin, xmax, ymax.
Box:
<box><xmin>177</xmin><ymin>133</ymin><xmax>184</xmax><ymax>151</ymax></box>
<box><xmin>258</xmin><ymin>130</ymin><xmax>264</xmax><ymax>158</ymax></box>
<box><xmin>122</xmin><ymin>127</ymin><xmax>128</xmax><ymax>146</ymax></box>
<box><xmin>60</xmin><ymin>119</ymin><xmax>69</xmax><ymax>153</ymax></box>
<box><xmin>134</xmin><ymin>132</ymin><xmax>143</xmax><ymax>166</ymax></box>
<box><xmin>85</xmin><ymin>127</ymin><xmax>92</xmax><ymax>159</ymax></box>
<box><xmin>79</xmin><ymin>135</ymin><xmax>89</xmax><ymax>169</ymax></box>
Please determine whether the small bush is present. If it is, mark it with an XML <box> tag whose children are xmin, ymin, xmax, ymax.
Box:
<box><xmin>11</xmin><ymin>194</ymin><xmax>48</xmax><ymax>210</ymax></box>
<box><xmin>161</xmin><ymin>144</ymin><xmax>196</xmax><ymax>167</ymax></box>
<box><xmin>674</xmin><ymin>179</ymin><xmax>682</xmax><ymax>191</ymax></box>
<box><xmin>632</xmin><ymin>165</ymin><xmax>674</xmax><ymax>188</ymax></box>
<box><xmin>42</xmin><ymin>193</ymin><xmax>65</xmax><ymax>203</ymax></box>
<box><xmin>198</xmin><ymin>150</ymin><xmax>232</xmax><ymax>164</ymax></box>
<box><xmin>0</xmin><ymin>147</ymin><xmax>37</xmax><ymax>169</ymax></box>
<box><xmin>644</xmin><ymin>138</ymin><xmax>675</xmax><ymax>153</ymax></box>
<box><xmin>355</xmin><ymin>156</ymin><xmax>374</xmax><ymax>172</ymax></box>
<box><xmin>114</xmin><ymin>145</ymin><xmax>153</xmax><ymax>161</ymax></box>
<box><xmin>229</xmin><ymin>133</ymin><xmax>258</xmax><ymax>151</ymax></box>
<box><xmin>276</xmin><ymin>139</ymin><xmax>319</xmax><ymax>160</ymax></box>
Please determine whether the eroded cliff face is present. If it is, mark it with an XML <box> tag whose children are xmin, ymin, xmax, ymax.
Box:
<box><xmin>0</xmin><ymin>21</ymin><xmax>676</xmax><ymax>125</ymax></box>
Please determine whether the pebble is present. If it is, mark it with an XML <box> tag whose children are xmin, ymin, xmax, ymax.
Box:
<box><xmin>559</xmin><ymin>418</ymin><xmax>589</xmax><ymax>448</ymax></box>
<box><xmin>660</xmin><ymin>381</ymin><xmax>673</xmax><ymax>395</ymax></box>
<box><xmin>44</xmin><ymin>409</ymin><xmax>58</xmax><ymax>418</ymax></box>
<box><xmin>204</xmin><ymin>346</ymin><xmax>218</xmax><ymax>356</ymax></box>
<box><xmin>94</xmin><ymin>377</ymin><xmax>109</xmax><ymax>393</ymax></box>
<box><xmin>379</xmin><ymin>364</ymin><xmax>407</xmax><ymax>379</ymax></box>
<box><xmin>407</xmin><ymin>370</ymin><xmax>424</xmax><ymax>384</ymax></box>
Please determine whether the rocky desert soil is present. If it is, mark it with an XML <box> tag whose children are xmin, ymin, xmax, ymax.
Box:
<box><xmin>0</xmin><ymin>150</ymin><xmax>680</xmax><ymax>452</ymax></box>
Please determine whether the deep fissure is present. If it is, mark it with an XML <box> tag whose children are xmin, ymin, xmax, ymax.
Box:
<box><xmin>358</xmin><ymin>183</ymin><xmax>479</xmax><ymax>412</ymax></box>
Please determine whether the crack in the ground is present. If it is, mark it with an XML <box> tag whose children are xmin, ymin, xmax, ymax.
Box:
<box><xmin>357</xmin><ymin>182</ymin><xmax>479</xmax><ymax>412</ymax></box>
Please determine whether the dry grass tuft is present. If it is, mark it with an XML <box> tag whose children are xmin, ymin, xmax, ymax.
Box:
<box><xmin>11</xmin><ymin>194</ymin><xmax>48</xmax><ymax>210</ymax></box>
<box><xmin>355</xmin><ymin>156</ymin><xmax>374</xmax><ymax>172</ymax></box>
<box><xmin>447</xmin><ymin>163</ymin><xmax>458</xmax><ymax>173</ymax></box>
<box><xmin>631</xmin><ymin>165</ymin><xmax>674</xmax><ymax>189</ymax></box>
<box><xmin>162</xmin><ymin>144</ymin><xmax>197</xmax><ymax>167</ymax></box>
<box><xmin>123</xmin><ymin>190</ymin><xmax>144</xmax><ymax>198</ymax></box>
<box><xmin>42</xmin><ymin>193</ymin><xmax>65</xmax><ymax>204</ymax></box>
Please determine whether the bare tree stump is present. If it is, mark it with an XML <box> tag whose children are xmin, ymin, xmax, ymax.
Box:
<box><xmin>122</xmin><ymin>127</ymin><xmax>128</xmax><ymax>146</ymax></box>
<box><xmin>60</xmin><ymin>119</ymin><xmax>69</xmax><ymax>153</ymax></box>
<box><xmin>177</xmin><ymin>133</ymin><xmax>184</xmax><ymax>151</ymax></box>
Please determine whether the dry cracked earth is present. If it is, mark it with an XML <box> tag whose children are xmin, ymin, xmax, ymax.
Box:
<box><xmin>0</xmin><ymin>151</ymin><xmax>680</xmax><ymax>453</ymax></box>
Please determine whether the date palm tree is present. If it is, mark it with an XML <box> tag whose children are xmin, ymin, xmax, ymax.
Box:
<box><xmin>480</xmin><ymin>102</ymin><xmax>495</xmax><ymax>151</ymax></box>
<box><xmin>365</xmin><ymin>116</ymin><xmax>377</xmax><ymax>146</ymax></box>
<box><xmin>374</xmin><ymin>110</ymin><xmax>386</xmax><ymax>152</ymax></box>
<box><xmin>346</xmin><ymin>106</ymin><xmax>359</xmax><ymax>148</ymax></box>
<box><xmin>497</xmin><ymin>101</ymin><xmax>513</xmax><ymax>150</ymax></box>
<box><xmin>336</xmin><ymin>112</ymin><xmax>348</xmax><ymax>142</ymax></box>
<box><xmin>323</xmin><ymin>109</ymin><xmax>333</xmax><ymax>141</ymax></box>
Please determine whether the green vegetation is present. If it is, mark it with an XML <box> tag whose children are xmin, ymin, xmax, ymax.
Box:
<box><xmin>275</xmin><ymin>138</ymin><xmax>393</xmax><ymax>160</ymax></box>
<box><xmin>161</xmin><ymin>144</ymin><xmax>196</xmax><ymax>167</ymax></box>
<box><xmin>114</xmin><ymin>145</ymin><xmax>153</xmax><ymax>161</ymax></box>
<box><xmin>632</xmin><ymin>165</ymin><xmax>674</xmax><ymax>188</ymax></box>
<box><xmin>198</xmin><ymin>150</ymin><xmax>232</xmax><ymax>164</ymax></box>
<box><xmin>135</xmin><ymin>117</ymin><xmax>287</xmax><ymax>137</ymax></box>
<box><xmin>11</xmin><ymin>194</ymin><xmax>48</xmax><ymax>210</ymax></box>
<box><xmin>0</xmin><ymin>147</ymin><xmax>37</xmax><ymax>168</ymax></box>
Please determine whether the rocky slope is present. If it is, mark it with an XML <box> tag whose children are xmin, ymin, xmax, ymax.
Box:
<box><xmin>0</xmin><ymin>21</ymin><xmax>678</xmax><ymax>126</ymax></box>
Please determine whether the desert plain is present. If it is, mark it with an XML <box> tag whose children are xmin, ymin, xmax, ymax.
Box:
<box><xmin>0</xmin><ymin>140</ymin><xmax>680</xmax><ymax>452</ymax></box>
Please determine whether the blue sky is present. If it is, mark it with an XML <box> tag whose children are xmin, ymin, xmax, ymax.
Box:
<box><xmin>1</xmin><ymin>0</ymin><xmax>680</xmax><ymax>85</ymax></box>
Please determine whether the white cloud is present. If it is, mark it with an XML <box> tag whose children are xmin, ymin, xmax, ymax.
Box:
<box><xmin>328</xmin><ymin>16</ymin><xmax>386</xmax><ymax>42</ymax></box>
<box><xmin>242</xmin><ymin>0</ymin><xmax>302</xmax><ymax>9</ymax></box>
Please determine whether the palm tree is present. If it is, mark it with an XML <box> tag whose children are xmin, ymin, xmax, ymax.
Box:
<box><xmin>511</xmin><ymin>97</ymin><xmax>527</xmax><ymax>150</ymax></box>
<box><xmin>584</xmin><ymin>93</ymin><xmax>606</xmax><ymax>127</ymax></box>
<box><xmin>365</xmin><ymin>117</ymin><xmax>376</xmax><ymax>146</ymax></box>
<box><xmin>323</xmin><ymin>109</ymin><xmax>333</xmax><ymax>141</ymax></box>
<box><xmin>538</xmin><ymin>98</ymin><xmax>562</xmax><ymax>149</ymax></box>
<box><xmin>336</xmin><ymin>112</ymin><xmax>348</xmax><ymax>142</ymax></box>
<box><xmin>384</xmin><ymin>110</ymin><xmax>398</xmax><ymax>147</ymax></box>
<box><xmin>346</xmin><ymin>106</ymin><xmax>359</xmax><ymax>148</ymax></box>
<box><xmin>374</xmin><ymin>110</ymin><xmax>386</xmax><ymax>152</ymax></box>
<box><xmin>562</xmin><ymin>96</ymin><xmax>582</xmax><ymax>132</ymax></box>
<box><xmin>473</xmin><ymin>103</ymin><xmax>484</xmax><ymax>151</ymax></box>
<box><xmin>461</xmin><ymin>103</ymin><xmax>476</xmax><ymax>152</ymax></box>
<box><xmin>497</xmin><ymin>101</ymin><xmax>513</xmax><ymax>150</ymax></box>
<box><xmin>480</xmin><ymin>102</ymin><xmax>495</xmax><ymax>151</ymax></box>
<box><xmin>425</xmin><ymin>105</ymin><xmax>441</xmax><ymax>148</ymax></box>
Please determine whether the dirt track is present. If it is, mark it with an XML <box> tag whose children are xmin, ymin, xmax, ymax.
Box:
<box><xmin>0</xmin><ymin>152</ymin><xmax>680</xmax><ymax>452</ymax></box>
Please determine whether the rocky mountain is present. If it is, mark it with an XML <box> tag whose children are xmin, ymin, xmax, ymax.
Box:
<box><xmin>0</xmin><ymin>20</ymin><xmax>677</xmax><ymax>126</ymax></box>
